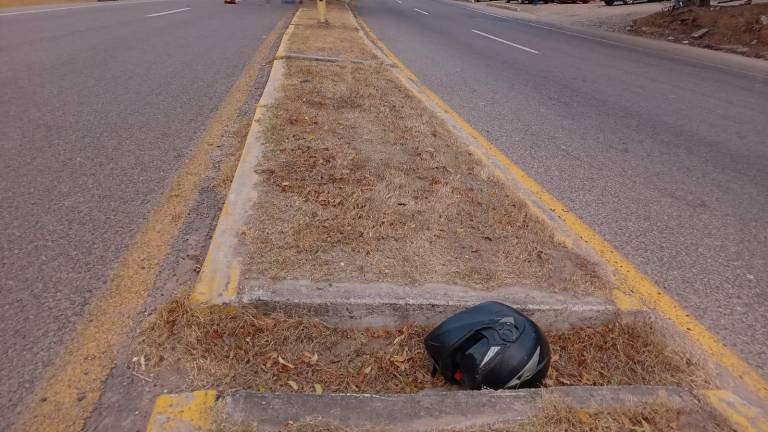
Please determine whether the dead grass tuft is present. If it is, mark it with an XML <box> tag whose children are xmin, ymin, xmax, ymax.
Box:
<box><xmin>545</xmin><ymin>320</ymin><xmax>710</xmax><ymax>389</ymax></box>
<box><xmin>136</xmin><ymin>297</ymin><xmax>443</xmax><ymax>393</ymax></box>
<box><xmin>136</xmin><ymin>299</ymin><xmax>708</xmax><ymax>394</ymax></box>
<box><xmin>244</xmin><ymin>0</ymin><xmax>610</xmax><ymax>296</ymax></box>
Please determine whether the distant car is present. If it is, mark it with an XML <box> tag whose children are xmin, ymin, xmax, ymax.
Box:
<box><xmin>603</xmin><ymin>0</ymin><xmax>662</xmax><ymax>5</ymax></box>
<box><xmin>516</xmin><ymin>0</ymin><xmax>590</xmax><ymax>3</ymax></box>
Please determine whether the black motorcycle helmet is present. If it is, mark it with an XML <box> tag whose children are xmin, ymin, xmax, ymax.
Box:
<box><xmin>424</xmin><ymin>302</ymin><xmax>550</xmax><ymax>390</ymax></box>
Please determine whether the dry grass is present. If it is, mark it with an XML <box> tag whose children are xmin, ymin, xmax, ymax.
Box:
<box><xmin>244</xmin><ymin>1</ymin><xmax>610</xmax><ymax>296</ymax></box>
<box><xmin>135</xmin><ymin>298</ymin><xmax>708</xmax><ymax>394</ymax></box>
<box><xmin>545</xmin><ymin>321</ymin><xmax>710</xmax><ymax>389</ymax></box>
<box><xmin>136</xmin><ymin>298</ymin><xmax>443</xmax><ymax>394</ymax></box>
<box><xmin>633</xmin><ymin>4</ymin><xmax>768</xmax><ymax>59</ymax></box>
<box><xmin>286</xmin><ymin>6</ymin><xmax>378</xmax><ymax>62</ymax></box>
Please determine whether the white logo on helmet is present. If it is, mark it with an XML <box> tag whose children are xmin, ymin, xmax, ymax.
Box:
<box><xmin>479</xmin><ymin>346</ymin><xmax>501</xmax><ymax>368</ymax></box>
<box><xmin>503</xmin><ymin>346</ymin><xmax>541</xmax><ymax>389</ymax></box>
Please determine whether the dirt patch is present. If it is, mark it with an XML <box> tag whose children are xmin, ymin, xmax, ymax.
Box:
<box><xmin>135</xmin><ymin>298</ymin><xmax>709</xmax><ymax>394</ymax></box>
<box><xmin>487</xmin><ymin>1</ymin><xmax>671</xmax><ymax>32</ymax></box>
<box><xmin>213</xmin><ymin>117</ymin><xmax>254</xmax><ymax>194</ymax></box>
<box><xmin>243</xmin><ymin>1</ymin><xmax>610</xmax><ymax>296</ymax></box>
<box><xmin>632</xmin><ymin>4</ymin><xmax>768</xmax><ymax>58</ymax></box>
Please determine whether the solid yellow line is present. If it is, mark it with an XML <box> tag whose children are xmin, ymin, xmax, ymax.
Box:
<box><xmin>356</xmin><ymin>15</ymin><xmax>768</xmax><ymax>404</ymax></box>
<box><xmin>703</xmin><ymin>390</ymin><xmax>768</xmax><ymax>432</ymax></box>
<box><xmin>146</xmin><ymin>391</ymin><xmax>217</xmax><ymax>432</ymax></box>
<box><xmin>10</xmin><ymin>16</ymin><xmax>291</xmax><ymax>432</ymax></box>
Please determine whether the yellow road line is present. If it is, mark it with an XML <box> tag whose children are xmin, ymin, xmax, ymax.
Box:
<box><xmin>703</xmin><ymin>390</ymin><xmax>768</xmax><ymax>432</ymax></box>
<box><xmin>10</xmin><ymin>16</ymin><xmax>291</xmax><ymax>432</ymax></box>
<box><xmin>146</xmin><ymin>391</ymin><xmax>217</xmax><ymax>432</ymax></box>
<box><xmin>355</xmin><ymin>14</ymin><xmax>768</xmax><ymax>405</ymax></box>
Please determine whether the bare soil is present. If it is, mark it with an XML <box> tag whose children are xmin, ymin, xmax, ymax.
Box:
<box><xmin>488</xmin><ymin>1</ymin><xmax>670</xmax><ymax>32</ymax></box>
<box><xmin>135</xmin><ymin>298</ymin><xmax>709</xmax><ymax>394</ymax></box>
<box><xmin>632</xmin><ymin>4</ymin><xmax>768</xmax><ymax>58</ymax></box>
<box><xmin>243</xmin><ymin>1</ymin><xmax>610</xmax><ymax>296</ymax></box>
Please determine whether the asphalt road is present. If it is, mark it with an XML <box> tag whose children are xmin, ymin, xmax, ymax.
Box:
<box><xmin>356</xmin><ymin>0</ymin><xmax>768</xmax><ymax>376</ymax></box>
<box><xmin>0</xmin><ymin>0</ymin><xmax>290</xmax><ymax>428</ymax></box>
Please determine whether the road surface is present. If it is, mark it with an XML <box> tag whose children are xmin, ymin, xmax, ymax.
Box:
<box><xmin>356</xmin><ymin>0</ymin><xmax>768</xmax><ymax>376</ymax></box>
<box><xmin>0</xmin><ymin>0</ymin><xmax>291</xmax><ymax>428</ymax></box>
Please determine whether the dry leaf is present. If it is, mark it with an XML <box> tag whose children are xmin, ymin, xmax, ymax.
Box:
<box><xmin>391</xmin><ymin>349</ymin><xmax>409</xmax><ymax>363</ymax></box>
<box><xmin>264</xmin><ymin>351</ymin><xmax>279</xmax><ymax>368</ymax></box>
<box><xmin>371</xmin><ymin>329</ymin><xmax>388</xmax><ymax>338</ymax></box>
<box><xmin>576</xmin><ymin>410</ymin><xmax>593</xmax><ymax>425</ymax></box>
<box><xmin>287</xmin><ymin>380</ymin><xmax>299</xmax><ymax>391</ymax></box>
<box><xmin>301</xmin><ymin>352</ymin><xmax>318</xmax><ymax>365</ymax></box>
<box><xmin>278</xmin><ymin>356</ymin><xmax>295</xmax><ymax>370</ymax></box>
<box><xmin>314</xmin><ymin>383</ymin><xmax>323</xmax><ymax>395</ymax></box>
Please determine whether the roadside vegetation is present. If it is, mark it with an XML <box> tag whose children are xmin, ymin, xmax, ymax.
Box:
<box><xmin>243</xmin><ymin>2</ymin><xmax>610</xmax><ymax>296</ymax></box>
<box><xmin>632</xmin><ymin>4</ymin><xmax>768</xmax><ymax>59</ymax></box>
<box><xmin>136</xmin><ymin>2</ymin><xmax>726</xmax><ymax>430</ymax></box>
<box><xmin>135</xmin><ymin>297</ymin><xmax>709</xmax><ymax>394</ymax></box>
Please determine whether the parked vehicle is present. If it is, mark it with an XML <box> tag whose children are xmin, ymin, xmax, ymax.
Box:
<box><xmin>516</xmin><ymin>0</ymin><xmax>590</xmax><ymax>3</ymax></box>
<box><xmin>603</xmin><ymin>0</ymin><xmax>662</xmax><ymax>5</ymax></box>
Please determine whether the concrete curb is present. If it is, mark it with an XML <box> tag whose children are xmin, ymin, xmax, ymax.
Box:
<box><xmin>190</xmin><ymin>10</ymin><xmax>297</xmax><ymax>305</ymax></box>
<box><xmin>487</xmin><ymin>2</ymin><xmax>521</xmax><ymax>11</ymax></box>
<box><xmin>237</xmin><ymin>279</ymin><xmax>633</xmax><ymax>330</ymax></box>
<box><xmin>147</xmin><ymin>386</ymin><xmax>698</xmax><ymax>431</ymax></box>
